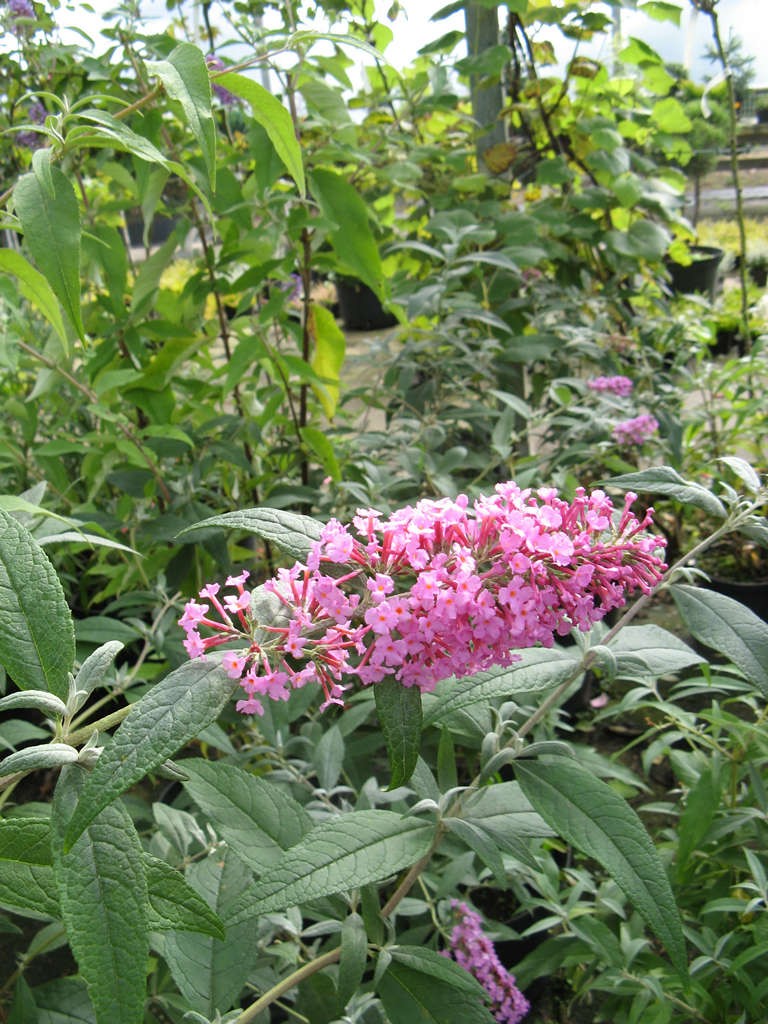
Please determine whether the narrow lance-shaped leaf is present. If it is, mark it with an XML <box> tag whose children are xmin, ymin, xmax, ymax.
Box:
<box><xmin>605</xmin><ymin>467</ymin><xmax>726</xmax><ymax>518</ymax></box>
<box><xmin>229</xmin><ymin>810</ymin><xmax>435</xmax><ymax>922</ymax></box>
<box><xmin>144</xmin><ymin>855</ymin><xmax>225</xmax><ymax>939</ymax></box>
<box><xmin>52</xmin><ymin>766</ymin><xmax>149</xmax><ymax>1024</ymax></box>
<box><xmin>671</xmin><ymin>584</ymin><xmax>768</xmax><ymax>697</ymax></box>
<box><xmin>0</xmin><ymin>818</ymin><xmax>59</xmax><ymax>919</ymax></box>
<box><xmin>177</xmin><ymin>507</ymin><xmax>324</xmax><ymax>562</ymax></box>
<box><xmin>161</xmin><ymin>848</ymin><xmax>260</xmax><ymax>1017</ymax></box>
<box><xmin>145</xmin><ymin>43</ymin><xmax>216</xmax><ymax>193</ymax></box>
<box><xmin>0</xmin><ymin>250</ymin><xmax>68</xmax><ymax>352</ymax></box>
<box><xmin>374</xmin><ymin>677</ymin><xmax>422</xmax><ymax>788</ymax></box>
<box><xmin>180</xmin><ymin>758</ymin><xmax>312</xmax><ymax>872</ymax></box>
<box><xmin>63</xmin><ymin>660</ymin><xmax>238</xmax><ymax>850</ymax></box>
<box><xmin>216</xmin><ymin>71</ymin><xmax>305</xmax><ymax>196</ymax></box>
<box><xmin>14</xmin><ymin>162</ymin><xmax>84</xmax><ymax>341</ymax></box>
<box><xmin>312</xmin><ymin>168</ymin><xmax>385</xmax><ymax>300</ymax></box>
<box><xmin>379</xmin><ymin>946</ymin><xmax>496</xmax><ymax>1024</ymax></box>
<box><xmin>309</xmin><ymin>302</ymin><xmax>346</xmax><ymax>419</ymax></box>
<box><xmin>0</xmin><ymin>509</ymin><xmax>75</xmax><ymax>699</ymax></box>
<box><xmin>514</xmin><ymin>756</ymin><xmax>687</xmax><ymax>975</ymax></box>
<box><xmin>423</xmin><ymin>648</ymin><xmax>582</xmax><ymax>728</ymax></box>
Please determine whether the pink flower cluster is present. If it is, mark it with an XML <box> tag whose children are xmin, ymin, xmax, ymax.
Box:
<box><xmin>444</xmin><ymin>900</ymin><xmax>529</xmax><ymax>1024</ymax></box>
<box><xmin>587</xmin><ymin>375</ymin><xmax>634</xmax><ymax>398</ymax></box>
<box><xmin>178</xmin><ymin>483</ymin><xmax>666</xmax><ymax>715</ymax></box>
<box><xmin>612</xmin><ymin>413</ymin><xmax>659</xmax><ymax>446</ymax></box>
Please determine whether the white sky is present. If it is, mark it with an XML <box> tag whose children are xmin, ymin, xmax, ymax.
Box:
<box><xmin>53</xmin><ymin>0</ymin><xmax>767</xmax><ymax>86</ymax></box>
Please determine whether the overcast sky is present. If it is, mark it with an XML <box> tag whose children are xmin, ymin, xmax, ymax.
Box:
<box><xmin>55</xmin><ymin>0</ymin><xmax>767</xmax><ymax>88</ymax></box>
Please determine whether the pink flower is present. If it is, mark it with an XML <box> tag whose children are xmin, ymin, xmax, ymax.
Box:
<box><xmin>178</xmin><ymin>484</ymin><xmax>666</xmax><ymax>715</ymax></box>
<box><xmin>444</xmin><ymin>901</ymin><xmax>529</xmax><ymax>1023</ymax></box>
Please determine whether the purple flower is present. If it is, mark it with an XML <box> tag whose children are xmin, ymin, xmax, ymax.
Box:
<box><xmin>8</xmin><ymin>0</ymin><xmax>35</xmax><ymax>17</ymax></box>
<box><xmin>14</xmin><ymin>100</ymin><xmax>46</xmax><ymax>150</ymax></box>
<box><xmin>205</xmin><ymin>53</ymin><xmax>237</xmax><ymax>107</ymax></box>
<box><xmin>444</xmin><ymin>901</ymin><xmax>530</xmax><ymax>1024</ymax></box>
<box><xmin>587</xmin><ymin>375</ymin><xmax>634</xmax><ymax>398</ymax></box>
<box><xmin>612</xmin><ymin>413</ymin><xmax>659</xmax><ymax>446</ymax></box>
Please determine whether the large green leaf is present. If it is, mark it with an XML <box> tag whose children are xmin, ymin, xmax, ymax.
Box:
<box><xmin>0</xmin><ymin>509</ymin><xmax>75</xmax><ymax>698</ymax></box>
<box><xmin>309</xmin><ymin>302</ymin><xmax>346</xmax><ymax>419</ymax></box>
<box><xmin>514</xmin><ymin>756</ymin><xmax>687</xmax><ymax>975</ymax></box>
<box><xmin>63</xmin><ymin>661</ymin><xmax>237</xmax><ymax>850</ymax></box>
<box><xmin>0</xmin><ymin>818</ymin><xmax>59</xmax><ymax>919</ymax></box>
<box><xmin>177</xmin><ymin>507</ymin><xmax>324</xmax><ymax>561</ymax></box>
<box><xmin>216</xmin><ymin>71</ymin><xmax>306</xmax><ymax>197</ymax></box>
<box><xmin>229</xmin><ymin>811</ymin><xmax>434</xmax><ymax>921</ymax></box>
<box><xmin>312</xmin><ymin>168</ymin><xmax>385</xmax><ymax>299</ymax></box>
<box><xmin>145</xmin><ymin>855</ymin><xmax>225</xmax><ymax>938</ymax></box>
<box><xmin>52</xmin><ymin>767</ymin><xmax>148</xmax><ymax>1024</ymax></box>
<box><xmin>161</xmin><ymin>848</ymin><xmax>260</xmax><ymax>1017</ymax></box>
<box><xmin>374</xmin><ymin>677</ymin><xmax>422</xmax><ymax>788</ymax></box>
<box><xmin>605</xmin><ymin>467</ymin><xmax>726</xmax><ymax>518</ymax></box>
<box><xmin>378</xmin><ymin>946</ymin><xmax>496</xmax><ymax>1024</ymax></box>
<box><xmin>180</xmin><ymin>758</ymin><xmax>312</xmax><ymax>872</ymax></box>
<box><xmin>14</xmin><ymin>160</ymin><xmax>84</xmax><ymax>340</ymax></box>
<box><xmin>0</xmin><ymin>249</ymin><xmax>68</xmax><ymax>352</ymax></box>
<box><xmin>608</xmin><ymin>624</ymin><xmax>704</xmax><ymax>677</ymax></box>
<box><xmin>671</xmin><ymin>584</ymin><xmax>768</xmax><ymax>697</ymax></box>
<box><xmin>145</xmin><ymin>43</ymin><xmax>216</xmax><ymax>192</ymax></box>
<box><xmin>423</xmin><ymin>648</ymin><xmax>582</xmax><ymax>728</ymax></box>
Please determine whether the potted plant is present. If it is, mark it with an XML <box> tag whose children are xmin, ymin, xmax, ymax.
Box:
<box><xmin>747</xmin><ymin>242</ymin><xmax>768</xmax><ymax>288</ymax></box>
<box><xmin>665</xmin><ymin>243</ymin><xmax>724</xmax><ymax>301</ymax></box>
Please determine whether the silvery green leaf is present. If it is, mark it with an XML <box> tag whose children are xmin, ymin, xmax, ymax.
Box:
<box><xmin>0</xmin><ymin>690</ymin><xmax>67</xmax><ymax>718</ymax></box>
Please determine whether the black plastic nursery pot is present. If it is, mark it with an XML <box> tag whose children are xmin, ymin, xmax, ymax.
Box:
<box><xmin>704</xmin><ymin>576</ymin><xmax>768</xmax><ymax>621</ymax></box>
<box><xmin>336</xmin><ymin>278</ymin><xmax>397</xmax><ymax>330</ymax></box>
<box><xmin>665</xmin><ymin>245</ymin><xmax>724</xmax><ymax>302</ymax></box>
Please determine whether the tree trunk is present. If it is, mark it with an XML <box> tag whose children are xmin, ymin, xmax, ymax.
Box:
<box><xmin>464</xmin><ymin>3</ymin><xmax>506</xmax><ymax>162</ymax></box>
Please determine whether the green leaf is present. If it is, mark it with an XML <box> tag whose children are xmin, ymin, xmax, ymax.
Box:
<box><xmin>313</xmin><ymin>723</ymin><xmax>345</xmax><ymax>791</ymax></box>
<box><xmin>30</xmin><ymin>977</ymin><xmax>96</xmax><ymax>1024</ymax></box>
<box><xmin>639</xmin><ymin>1</ymin><xmax>683</xmax><ymax>25</ymax></box>
<box><xmin>177</xmin><ymin>507</ymin><xmax>324</xmax><ymax>561</ymax></box>
<box><xmin>145</xmin><ymin>855</ymin><xmax>225</xmax><ymax>938</ymax></box>
<box><xmin>312</xmin><ymin>168</ymin><xmax>384</xmax><ymax>299</ymax></box>
<box><xmin>445</xmin><ymin>817</ymin><xmax>506</xmax><ymax>885</ymax></box>
<box><xmin>379</xmin><ymin>949</ymin><xmax>496</xmax><ymax>1024</ymax></box>
<box><xmin>69</xmin><ymin>641</ymin><xmax>124</xmax><ymax>715</ymax></box>
<box><xmin>145</xmin><ymin>43</ymin><xmax>216</xmax><ymax>192</ymax></box>
<box><xmin>14</xmin><ymin>164</ymin><xmax>84</xmax><ymax>341</ymax></box>
<box><xmin>180</xmin><ymin>758</ymin><xmax>312</xmax><ymax>872</ymax></box>
<box><xmin>605</xmin><ymin>467</ymin><xmax>727</xmax><ymax>518</ymax></box>
<box><xmin>310</xmin><ymin>302</ymin><xmax>346</xmax><ymax>419</ymax></box>
<box><xmin>671</xmin><ymin>584</ymin><xmax>768</xmax><ymax>697</ymax></box>
<box><xmin>0</xmin><ymin>509</ymin><xmax>75</xmax><ymax>700</ymax></box>
<box><xmin>217</xmin><ymin>72</ymin><xmax>305</xmax><ymax>197</ymax></box>
<box><xmin>675</xmin><ymin>767</ymin><xmax>721</xmax><ymax>877</ymax></box>
<box><xmin>0</xmin><ymin>743</ymin><xmax>78</xmax><ymax>777</ymax></box>
<box><xmin>0</xmin><ymin>250</ymin><xmax>68</xmax><ymax>352</ymax></box>
<box><xmin>513</xmin><ymin>756</ymin><xmax>687</xmax><ymax>975</ymax></box>
<box><xmin>63</xmin><ymin>661</ymin><xmax>237</xmax><ymax>850</ymax></box>
<box><xmin>651</xmin><ymin>97</ymin><xmax>691</xmax><ymax>134</ymax></box>
<box><xmin>161</xmin><ymin>848</ymin><xmax>260</xmax><ymax>1017</ymax></box>
<box><xmin>462</xmin><ymin>781</ymin><xmax>555</xmax><ymax>852</ymax></box>
<box><xmin>388</xmin><ymin>946</ymin><xmax>489</xmax><ymax>997</ymax></box>
<box><xmin>338</xmin><ymin>913</ymin><xmax>368</xmax><ymax>1009</ymax></box>
<box><xmin>52</xmin><ymin>766</ymin><xmax>149</xmax><ymax>1024</ymax></box>
<box><xmin>229</xmin><ymin>810</ymin><xmax>434</xmax><ymax>921</ymax></box>
<box><xmin>374</xmin><ymin>678</ymin><xmax>422</xmax><ymax>788</ymax></box>
<box><xmin>0</xmin><ymin>689</ymin><xmax>67</xmax><ymax>718</ymax></box>
<box><xmin>608</xmin><ymin>624</ymin><xmax>704</xmax><ymax>677</ymax></box>
<box><xmin>423</xmin><ymin>648</ymin><xmax>582</xmax><ymax>728</ymax></box>
<box><xmin>0</xmin><ymin>818</ymin><xmax>59</xmax><ymax>919</ymax></box>
<box><xmin>76</xmin><ymin>110</ymin><xmax>174</xmax><ymax>168</ymax></box>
